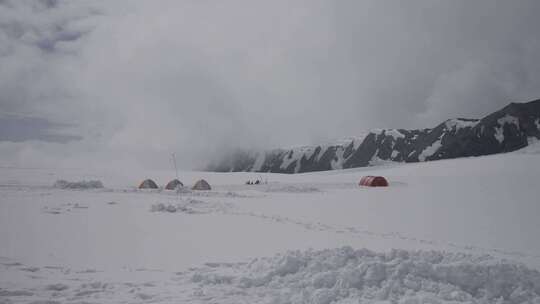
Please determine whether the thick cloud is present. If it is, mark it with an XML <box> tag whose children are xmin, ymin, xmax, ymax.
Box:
<box><xmin>1</xmin><ymin>0</ymin><xmax>540</xmax><ymax>170</ymax></box>
<box><xmin>0</xmin><ymin>114</ymin><xmax>81</xmax><ymax>143</ymax></box>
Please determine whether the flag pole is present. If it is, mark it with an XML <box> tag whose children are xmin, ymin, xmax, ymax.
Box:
<box><xmin>172</xmin><ymin>153</ymin><xmax>179</xmax><ymax>180</ymax></box>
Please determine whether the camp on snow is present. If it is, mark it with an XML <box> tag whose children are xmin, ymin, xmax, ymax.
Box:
<box><xmin>138</xmin><ymin>179</ymin><xmax>159</xmax><ymax>189</ymax></box>
<box><xmin>359</xmin><ymin>176</ymin><xmax>388</xmax><ymax>187</ymax></box>
<box><xmin>192</xmin><ymin>179</ymin><xmax>211</xmax><ymax>190</ymax></box>
<box><xmin>164</xmin><ymin>179</ymin><xmax>183</xmax><ymax>190</ymax></box>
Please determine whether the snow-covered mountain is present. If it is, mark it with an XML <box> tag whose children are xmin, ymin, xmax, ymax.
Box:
<box><xmin>207</xmin><ymin>99</ymin><xmax>540</xmax><ymax>173</ymax></box>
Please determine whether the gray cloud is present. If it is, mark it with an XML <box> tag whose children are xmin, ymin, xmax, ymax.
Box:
<box><xmin>1</xmin><ymin>0</ymin><xmax>540</xmax><ymax>170</ymax></box>
<box><xmin>0</xmin><ymin>114</ymin><xmax>81</xmax><ymax>143</ymax></box>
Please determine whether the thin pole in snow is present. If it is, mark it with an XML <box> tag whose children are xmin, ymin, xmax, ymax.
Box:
<box><xmin>171</xmin><ymin>153</ymin><xmax>179</xmax><ymax>180</ymax></box>
<box><xmin>171</xmin><ymin>152</ymin><xmax>181</xmax><ymax>202</ymax></box>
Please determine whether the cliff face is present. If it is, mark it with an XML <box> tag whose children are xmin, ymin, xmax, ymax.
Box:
<box><xmin>207</xmin><ymin>99</ymin><xmax>540</xmax><ymax>173</ymax></box>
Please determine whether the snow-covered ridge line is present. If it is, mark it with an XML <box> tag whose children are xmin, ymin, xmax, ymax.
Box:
<box><xmin>208</xmin><ymin>99</ymin><xmax>540</xmax><ymax>173</ymax></box>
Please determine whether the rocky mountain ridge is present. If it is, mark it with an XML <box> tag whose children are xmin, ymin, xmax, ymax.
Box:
<box><xmin>207</xmin><ymin>99</ymin><xmax>540</xmax><ymax>173</ymax></box>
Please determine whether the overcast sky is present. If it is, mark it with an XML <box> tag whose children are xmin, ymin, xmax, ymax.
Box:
<box><xmin>1</xmin><ymin>0</ymin><xmax>540</xmax><ymax>170</ymax></box>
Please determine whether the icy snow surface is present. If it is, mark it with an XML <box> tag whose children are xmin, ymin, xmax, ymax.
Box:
<box><xmin>1</xmin><ymin>147</ymin><xmax>540</xmax><ymax>303</ymax></box>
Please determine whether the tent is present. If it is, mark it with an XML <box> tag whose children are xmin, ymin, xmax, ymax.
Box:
<box><xmin>192</xmin><ymin>179</ymin><xmax>211</xmax><ymax>190</ymax></box>
<box><xmin>359</xmin><ymin>176</ymin><xmax>388</xmax><ymax>187</ymax></box>
<box><xmin>139</xmin><ymin>179</ymin><xmax>159</xmax><ymax>189</ymax></box>
<box><xmin>165</xmin><ymin>179</ymin><xmax>183</xmax><ymax>190</ymax></box>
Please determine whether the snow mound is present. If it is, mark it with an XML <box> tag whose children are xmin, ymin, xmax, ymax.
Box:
<box><xmin>151</xmin><ymin>199</ymin><xmax>232</xmax><ymax>214</ymax></box>
<box><xmin>53</xmin><ymin>179</ymin><xmax>104</xmax><ymax>189</ymax></box>
<box><xmin>188</xmin><ymin>247</ymin><xmax>540</xmax><ymax>304</ymax></box>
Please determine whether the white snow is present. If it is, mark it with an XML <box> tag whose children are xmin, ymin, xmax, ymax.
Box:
<box><xmin>349</xmin><ymin>133</ymin><xmax>368</xmax><ymax>150</ymax></box>
<box><xmin>444</xmin><ymin>118</ymin><xmax>479</xmax><ymax>130</ymax></box>
<box><xmin>369</xmin><ymin>149</ymin><xmax>380</xmax><ymax>165</ymax></box>
<box><xmin>151</xmin><ymin>199</ymin><xmax>233</xmax><ymax>214</ymax></box>
<box><xmin>272</xmin><ymin>134</ymin><xmax>369</xmax><ymax>173</ymax></box>
<box><xmin>498</xmin><ymin>115</ymin><xmax>520</xmax><ymax>128</ymax></box>
<box><xmin>252</xmin><ymin>152</ymin><xmax>266</xmax><ymax>171</ymax></box>
<box><xmin>385</xmin><ymin>129</ymin><xmax>405</xmax><ymax>140</ymax></box>
<box><xmin>370</xmin><ymin>129</ymin><xmax>385</xmax><ymax>136</ymax></box>
<box><xmin>521</xmin><ymin>137</ymin><xmax>540</xmax><ymax>154</ymax></box>
<box><xmin>1</xmin><ymin>150</ymin><xmax>540</xmax><ymax>303</ymax></box>
<box><xmin>53</xmin><ymin>179</ymin><xmax>104</xmax><ymax>189</ymax></box>
<box><xmin>280</xmin><ymin>150</ymin><xmax>299</xmax><ymax>171</ymax></box>
<box><xmin>331</xmin><ymin>147</ymin><xmax>345</xmax><ymax>170</ymax></box>
<box><xmin>315</xmin><ymin>146</ymin><xmax>328</xmax><ymax>162</ymax></box>
<box><xmin>369</xmin><ymin>150</ymin><xmax>396</xmax><ymax>166</ymax></box>
<box><xmin>282</xmin><ymin>147</ymin><xmax>317</xmax><ymax>166</ymax></box>
<box><xmin>264</xmin><ymin>184</ymin><xmax>321</xmax><ymax>193</ymax></box>
<box><xmin>183</xmin><ymin>247</ymin><xmax>540</xmax><ymax>304</ymax></box>
<box><xmin>275</xmin><ymin>146</ymin><xmax>322</xmax><ymax>173</ymax></box>
<box><xmin>299</xmin><ymin>146</ymin><xmax>318</xmax><ymax>160</ymax></box>
<box><xmin>495</xmin><ymin>115</ymin><xmax>520</xmax><ymax>144</ymax></box>
<box><xmin>418</xmin><ymin>139</ymin><xmax>442</xmax><ymax>161</ymax></box>
<box><xmin>495</xmin><ymin>126</ymin><xmax>505</xmax><ymax>143</ymax></box>
<box><xmin>369</xmin><ymin>157</ymin><xmax>396</xmax><ymax>167</ymax></box>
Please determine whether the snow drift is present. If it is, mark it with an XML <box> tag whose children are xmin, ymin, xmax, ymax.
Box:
<box><xmin>53</xmin><ymin>179</ymin><xmax>104</xmax><ymax>189</ymax></box>
<box><xmin>188</xmin><ymin>247</ymin><xmax>540</xmax><ymax>304</ymax></box>
<box><xmin>151</xmin><ymin>199</ymin><xmax>232</xmax><ymax>214</ymax></box>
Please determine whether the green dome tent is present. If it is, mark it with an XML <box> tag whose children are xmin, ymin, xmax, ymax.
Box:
<box><xmin>139</xmin><ymin>179</ymin><xmax>158</xmax><ymax>189</ymax></box>
<box><xmin>192</xmin><ymin>179</ymin><xmax>211</xmax><ymax>190</ymax></box>
<box><xmin>165</xmin><ymin>179</ymin><xmax>183</xmax><ymax>190</ymax></box>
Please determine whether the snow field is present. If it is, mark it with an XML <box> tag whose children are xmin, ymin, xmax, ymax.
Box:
<box><xmin>1</xmin><ymin>146</ymin><xmax>540</xmax><ymax>303</ymax></box>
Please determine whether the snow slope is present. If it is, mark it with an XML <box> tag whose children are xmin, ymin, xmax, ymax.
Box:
<box><xmin>1</xmin><ymin>147</ymin><xmax>540</xmax><ymax>303</ymax></box>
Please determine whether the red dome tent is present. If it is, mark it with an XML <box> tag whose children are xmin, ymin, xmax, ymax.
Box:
<box><xmin>359</xmin><ymin>176</ymin><xmax>388</xmax><ymax>187</ymax></box>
